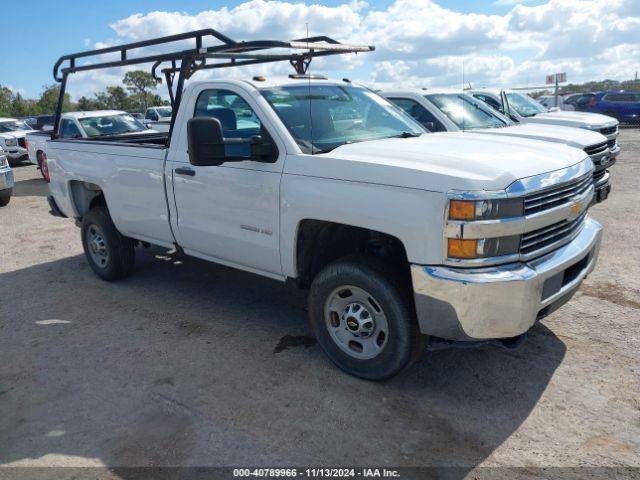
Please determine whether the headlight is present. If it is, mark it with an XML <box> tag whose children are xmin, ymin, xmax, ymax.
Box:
<box><xmin>449</xmin><ymin>198</ymin><xmax>523</xmax><ymax>221</ymax></box>
<box><xmin>3</xmin><ymin>138</ymin><xmax>17</xmax><ymax>147</ymax></box>
<box><xmin>446</xmin><ymin>197</ymin><xmax>524</xmax><ymax>261</ymax></box>
<box><xmin>0</xmin><ymin>155</ymin><xmax>7</xmax><ymax>167</ymax></box>
<box><xmin>447</xmin><ymin>236</ymin><xmax>520</xmax><ymax>259</ymax></box>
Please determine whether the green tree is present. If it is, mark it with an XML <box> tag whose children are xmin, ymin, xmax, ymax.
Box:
<box><xmin>93</xmin><ymin>86</ymin><xmax>131</xmax><ymax>110</ymax></box>
<box><xmin>123</xmin><ymin>71</ymin><xmax>159</xmax><ymax>111</ymax></box>
<box><xmin>38</xmin><ymin>84</ymin><xmax>72</xmax><ymax>114</ymax></box>
<box><xmin>0</xmin><ymin>85</ymin><xmax>13</xmax><ymax>116</ymax></box>
<box><xmin>10</xmin><ymin>93</ymin><xmax>31</xmax><ymax>117</ymax></box>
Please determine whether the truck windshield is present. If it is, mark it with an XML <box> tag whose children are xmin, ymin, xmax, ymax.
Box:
<box><xmin>261</xmin><ymin>84</ymin><xmax>424</xmax><ymax>154</ymax></box>
<box><xmin>505</xmin><ymin>92</ymin><xmax>548</xmax><ymax>117</ymax></box>
<box><xmin>0</xmin><ymin>121</ymin><xmax>31</xmax><ymax>132</ymax></box>
<box><xmin>425</xmin><ymin>93</ymin><xmax>513</xmax><ymax>129</ymax></box>
<box><xmin>78</xmin><ymin>114</ymin><xmax>148</xmax><ymax>137</ymax></box>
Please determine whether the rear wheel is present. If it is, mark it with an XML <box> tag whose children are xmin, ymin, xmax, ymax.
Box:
<box><xmin>308</xmin><ymin>256</ymin><xmax>423</xmax><ymax>380</ymax></box>
<box><xmin>81</xmin><ymin>207</ymin><xmax>135</xmax><ymax>281</ymax></box>
<box><xmin>0</xmin><ymin>195</ymin><xmax>10</xmax><ymax>207</ymax></box>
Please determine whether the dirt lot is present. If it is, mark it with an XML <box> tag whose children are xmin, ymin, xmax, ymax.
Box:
<box><xmin>1</xmin><ymin>131</ymin><xmax>639</xmax><ymax>477</ymax></box>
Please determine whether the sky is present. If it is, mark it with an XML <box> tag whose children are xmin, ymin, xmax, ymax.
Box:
<box><xmin>1</xmin><ymin>0</ymin><xmax>638</xmax><ymax>101</ymax></box>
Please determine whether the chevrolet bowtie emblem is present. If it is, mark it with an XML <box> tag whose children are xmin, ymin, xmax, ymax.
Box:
<box><xmin>570</xmin><ymin>199</ymin><xmax>583</xmax><ymax>217</ymax></box>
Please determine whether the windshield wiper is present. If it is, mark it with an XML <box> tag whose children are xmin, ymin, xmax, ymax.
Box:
<box><xmin>392</xmin><ymin>131</ymin><xmax>422</xmax><ymax>138</ymax></box>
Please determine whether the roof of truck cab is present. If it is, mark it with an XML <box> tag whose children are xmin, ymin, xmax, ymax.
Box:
<box><xmin>0</xmin><ymin>117</ymin><xmax>19</xmax><ymax>122</ymax></box>
<box><xmin>240</xmin><ymin>76</ymin><xmax>360</xmax><ymax>90</ymax></box>
<box><xmin>62</xmin><ymin>110</ymin><xmax>128</xmax><ymax>120</ymax></box>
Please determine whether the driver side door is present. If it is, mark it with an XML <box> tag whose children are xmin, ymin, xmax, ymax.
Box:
<box><xmin>169</xmin><ymin>85</ymin><xmax>286</xmax><ymax>278</ymax></box>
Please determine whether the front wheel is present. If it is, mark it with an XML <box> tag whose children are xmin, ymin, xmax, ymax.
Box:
<box><xmin>81</xmin><ymin>207</ymin><xmax>135</xmax><ymax>281</ymax></box>
<box><xmin>0</xmin><ymin>195</ymin><xmax>10</xmax><ymax>207</ymax></box>
<box><xmin>308</xmin><ymin>256</ymin><xmax>423</xmax><ymax>380</ymax></box>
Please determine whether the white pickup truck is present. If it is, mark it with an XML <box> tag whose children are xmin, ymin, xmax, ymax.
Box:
<box><xmin>469</xmin><ymin>89</ymin><xmax>621</xmax><ymax>158</ymax></box>
<box><xmin>144</xmin><ymin>106</ymin><xmax>172</xmax><ymax>132</ymax></box>
<box><xmin>0</xmin><ymin>147</ymin><xmax>13</xmax><ymax>206</ymax></box>
<box><xmin>27</xmin><ymin>110</ymin><xmax>158</xmax><ymax>178</ymax></box>
<box><xmin>382</xmin><ymin>88</ymin><xmax>615</xmax><ymax>203</ymax></box>
<box><xmin>46</xmin><ymin>76</ymin><xmax>603</xmax><ymax>379</ymax></box>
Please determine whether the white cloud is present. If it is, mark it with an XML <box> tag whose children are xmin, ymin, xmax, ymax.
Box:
<box><xmin>58</xmin><ymin>0</ymin><xmax>640</xmax><ymax>101</ymax></box>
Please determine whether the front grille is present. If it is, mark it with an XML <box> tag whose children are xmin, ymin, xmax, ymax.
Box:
<box><xmin>520</xmin><ymin>211</ymin><xmax>587</xmax><ymax>257</ymax></box>
<box><xmin>600</xmin><ymin>126</ymin><xmax>617</xmax><ymax>136</ymax></box>
<box><xmin>607</xmin><ymin>139</ymin><xmax>616</xmax><ymax>149</ymax></box>
<box><xmin>524</xmin><ymin>172</ymin><xmax>592</xmax><ymax>215</ymax></box>
<box><xmin>18</xmin><ymin>137</ymin><xmax>26</xmax><ymax>148</ymax></box>
<box><xmin>584</xmin><ymin>141</ymin><xmax>607</xmax><ymax>156</ymax></box>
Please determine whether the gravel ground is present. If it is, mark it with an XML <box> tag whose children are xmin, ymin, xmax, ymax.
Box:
<box><xmin>0</xmin><ymin>131</ymin><xmax>638</xmax><ymax>478</ymax></box>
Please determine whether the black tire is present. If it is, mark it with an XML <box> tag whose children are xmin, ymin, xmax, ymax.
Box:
<box><xmin>81</xmin><ymin>207</ymin><xmax>135</xmax><ymax>281</ymax></box>
<box><xmin>0</xmin><ymin>195</ymin><xmax>10</xmax><ymax>207</ymax></box>
<box><xmin>308</xmin><ymin>255</ymin><xmax>423</xmax><ymax>380</ymax></box>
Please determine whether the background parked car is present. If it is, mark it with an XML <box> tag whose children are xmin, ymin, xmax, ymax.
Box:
<box><xmin>469</xmin><ymin>89</ymin><xmax>621</xmax><ymax>156</ymax></box>
<box><xmin>537</xmin><ymin>93</ymin><xmax>583</xmax><ymax>111</ymax></box>
<box><xmin>27</xmin><ymin>111</ymin><xmax>158</xmax><ymax>179</ymax></box>
<box><xmin>0</xmin><ymin>118</ymin><xmax>35</xmax><ymax>165</ymax></box>
<box><xmin>574</xmin><ymin>91</ymin><xmax>640</xmax><ymax>125</ymax></box>
<box><xmin>144</xmin><ymin>106</ymin><xmax>172</xmax><ymax>132</ymax></box>
<box><xmin>0</xmin><ymin>147</ymin><xmax>14</xmax><ymax>207</ymax></box>
<box><xmin>383</xmin><ymin>88</ymin><xmax>615</xmax><ymax>203</ymax></box>
<box><xmin>24</xmin><ymin>114</ymin><xmax>55</xmax><ymax>131</ymax></box>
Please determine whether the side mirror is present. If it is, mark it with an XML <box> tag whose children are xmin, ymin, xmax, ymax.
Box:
<box><xmin>422</xmin><ymin>121</ymin><xmax>435</xmax><ymax>132</ymax></box>
<box><xmin>188</xmin><ymin>117</ymin><xmax>278</xmax><ymax>166</ymax></box>
<box><xmin>549</xmin><ymin>107</ymin><xmax>560</xmax><ymax>112</ymax></box>
<box><xmin>187</xmin><ymin>117</ymin><xmax>227</xmax><ymax>166</ymax></box>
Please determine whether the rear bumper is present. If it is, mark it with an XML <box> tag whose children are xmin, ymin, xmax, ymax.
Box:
<box><xmin>410</xmin><ymin>217</ymin><xmax>602</xmax><ymax>340</ymax></box>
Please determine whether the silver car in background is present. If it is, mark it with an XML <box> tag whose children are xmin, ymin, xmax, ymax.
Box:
<box><xmin>0</xmin><ymin>147</ymin><xmax>14</xmax><ymax>207</ymax></box>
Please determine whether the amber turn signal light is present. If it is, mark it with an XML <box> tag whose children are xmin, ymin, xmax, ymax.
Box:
<box><xmin>449</xmin><ymin>200</ymin><xmax>476</xmax><ymax>220</ymax></box>
<box><xmin>447</xmin><ymin>238</ymin><xmax>478</xmax><ymax>259</ymax></box>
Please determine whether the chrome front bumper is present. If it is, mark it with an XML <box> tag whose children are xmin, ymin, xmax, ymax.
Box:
<box><xmin>594</xmin><ymin>170</ymin><xmax>611</xmax><ymax>204</ymax></box>
<box><xmin>609</xmin><ymin>144</ymin><xmax>620</xmax><ymax>159</ymax></box>
<box><xmin>411</xmin><ymin>217</ymin><xmax>602</xmax><ymax>340</ymax></box>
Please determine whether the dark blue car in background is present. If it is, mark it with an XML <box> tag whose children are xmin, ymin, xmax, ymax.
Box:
<box><xmin>575</xmin><ymin>90</ymin><xmax>640</xmax><ymax>125</ymax></box>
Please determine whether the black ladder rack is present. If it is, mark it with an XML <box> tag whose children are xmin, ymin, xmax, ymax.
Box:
<box><xmin>52</xmin><ymin>28</ymin><xmax>374</xmax><ymax>141</ymax></box>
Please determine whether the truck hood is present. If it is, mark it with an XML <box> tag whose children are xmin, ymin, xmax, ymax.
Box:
<box><xmin>286</xmin><ymin>132</ymin><xmax>589</xmax><ymax>192</ymax></box>
<box><xmin>524</xmin><ymin>111</ymin><xmax>618</xmax><ymax>130</ymax></box>
<box><xmin>474</xmin><ymin>123</ymin><xmax>607</xmax><ymax>149</ymax></box>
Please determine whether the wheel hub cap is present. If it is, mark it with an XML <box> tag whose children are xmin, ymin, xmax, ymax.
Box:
<box><xmin>86</xmin><ymin>225</ymin><xmax>109</xmax><ymax>268</ymax></box>
<box><xmin>324</xmin><ymin>286</ymin><xmax>389</xmax><ymax>360</ymax></box>
<box><xmin>343</xmin><ymin>303</ymin><xmax>375</xmax><ymax>337</ymax></box>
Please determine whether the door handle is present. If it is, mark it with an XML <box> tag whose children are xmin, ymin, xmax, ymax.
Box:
<box><xmin>175</xmin><ymin>167</ymin><xmax>195</xmax><ymax>176</ymax></box>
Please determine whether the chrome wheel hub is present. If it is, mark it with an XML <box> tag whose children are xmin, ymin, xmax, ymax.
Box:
<box><xmin>87</xmin><ymin>225</ymin><xmax>109</xmax><ymax>268</ymax></box>
<box><xmin>324</xmin><ymin>285</ymin><xmax>389</xmax><ymax>360</ymax></box>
